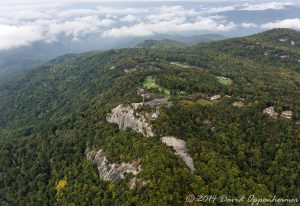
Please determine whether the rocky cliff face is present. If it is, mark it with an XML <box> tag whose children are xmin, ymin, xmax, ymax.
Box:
<box><xmin>161</xmin><ymin>136</ymin><xmax>195</xmax><ymax>173</ymax></box>
<box><xmin>86</xmin><ymin>148</ymin><xmax>141</xmax><ymax>182</ymax></box>
<box><xmin>106</xmin><ymin>103</ymin><xmax>195</xmax><ymax>174</ymax></box>
<box><xmin>106</xmin><ymin>103</ymin><xmax>155</xmax><ymax>137</ymax></box>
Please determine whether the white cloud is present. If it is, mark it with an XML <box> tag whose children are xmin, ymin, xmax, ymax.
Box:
<box><xmin>102</xmin><ymin>24</ymin><xmax>154</xmax><ymax>37</ymax></box>
<box><xmin>0</xmin><ymin>2</ymin><xmax>239</xmax><ymax>50</ymax></box>
<box><xmin>146</xmin><ymin>6</ymin><xmax>197</xmax><ymax>24</ymax></box>
<box><xmin>4</xmin><ymin>1</ymin><xmax>295</xmax><ymax>50</ymax></box>
<box><xmin>55</xmin><ymin>9</ymin><xmax>101</xmax><ymax>19</ymax></box>
<box><xmin>0</xmin><ymin>24</ymin><xmax>43</xmax><ymax>50</ymax></box>
<box><xmin>261</xmin><ymin>18</ymin><xmax>300</xmax><ymax>30</ymax></box>
<box><xmin>46</xmin><ymin>16</ymin><xmax>115</xmax><ymax>41</ymax></box>
<box><xmin>102</xmin><ymin>16</ymin><xmax>236</xmax><ymax>38</ymax></box>
<box><xmin>203</xmin><ymin>5</ymin><xmax>237</xmax><ymax>14</ymax></box>
<box><xmin>201</xmin><ymin>1</ymin><xmax>294</xmax><ymax>15</ymax></box>
<box><xmin>121</xmin><ymin>15</ymin><xmax>138</xmax><ymax>22</ymax></box>
<box><xmin>241</xmin><ymin>2</ymin><xmax>293</xmax><ymax>11</ymax></box>
<box><xmin>95</xmin><ymin>6</ymin><xmax>149</xmax><ymax>15</ymax></box>
<box><xmin>241</xmin><ymin>23</ymin><xmax>258</xmax><ymax>28</ymax></box>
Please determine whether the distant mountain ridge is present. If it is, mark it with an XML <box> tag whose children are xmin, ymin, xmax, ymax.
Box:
<box><xmin>0</xmin><ymin>33</ymin><xmax>226</xmax><ymax>80</ymax></box>
<box><xmin>173</xmin><ymin>34</ymin><xmax>226</xmax><ymax>44</ymax></box>
<box><xmin>135</xmin><ymin>39</ymin><xmax>188</xmax><ymax>49</ymax></box>
<box><xmin>135</xmin><ymin>34</ymin><xmax>227</xmax><ymax>49</ymax></box>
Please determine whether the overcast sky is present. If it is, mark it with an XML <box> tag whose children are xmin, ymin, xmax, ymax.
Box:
<box><xmin>0</xmin><ymin>0</ymin><xmax>300</xmax><ymax>51</ymax></box>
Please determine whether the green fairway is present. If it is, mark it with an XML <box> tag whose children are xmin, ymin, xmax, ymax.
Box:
<box><xmin>196</xmin><ymin>98</ymin><xmax>213</xmax><ymax>106</ymax></box>
<box><xmin>217</xmin><ymin>76</ymin><xmax>233</xmax><ymax>86</ymax></box>
<box><xmin>143</xmin><ymin>76</ymin><xmax>170</xmax><ymax>95</ymax></box>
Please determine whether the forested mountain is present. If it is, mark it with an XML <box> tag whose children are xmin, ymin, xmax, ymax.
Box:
<box><xmin>0</xmin><ymin>34</ymin><xmax>225</xmax><ymax>81</ymax></box>
<box><xmin>0</xmin><ymin>29</ymin><xmax>299</xmax><ymax>205</ymax></box>
<box><xmin>136</xmin><ymin>39</ymin><xmax>189</xmax><ymax>49</ymax></box>
<box><xmin>174</xmin><ymin>34</ymin><xmax>226</xmax><ymax>44</ymax></box>
<box><xmin>0</xmin><ymin>47</ymin><xmax>47</xmax><ymax>81</ymax></box>
<box><xmin>114</xmin><ymin>34</ymin><xmax>227</xmax><ymax>49</ymax></box>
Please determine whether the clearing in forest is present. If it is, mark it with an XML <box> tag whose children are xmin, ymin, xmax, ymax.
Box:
<box><xmin>143</xmin><ymin>76</ymin><xmax>170</xmax><ymax>95</ymax></box>
<box><xmin>217</xmin><ymin>76</ymin><xmax>233</xmax><ymax>86</ymax></box>
<box><xmin>170</xmin><ymin>62</ymin><xmax>191</xmax><ymax>68</ymax></box>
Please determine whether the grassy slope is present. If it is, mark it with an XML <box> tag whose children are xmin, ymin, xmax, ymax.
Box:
<box><xmin>143</xmin><ymin>75</ymin><xmax>170</xmax><ymax>95</ymax></box>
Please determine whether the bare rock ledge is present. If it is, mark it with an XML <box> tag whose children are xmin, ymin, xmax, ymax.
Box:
<box><xmin>106</xmin><ymin>104</ymin><xmax>195</xmax><ymax>173</ymax></box>
<box><xmin>106</xmin><ymin>103</ymin><xmax>155</xmax><ymax>137</ymax></box>
<box><xmin>161</xmin><ymin>136</ymin><xmax>195</xmax><ymax>173</ymax></box>
<box><xmin>86</xmin><ymin>148</ymin><xmax>141</xmax><ymax>182</ymax></box>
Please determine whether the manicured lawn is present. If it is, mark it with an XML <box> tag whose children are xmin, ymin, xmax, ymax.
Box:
<box><xmin>143</xmin><ymin>76</ymin><xmax>170</xmax><ymax>95</ymax></box>
<box><xmin>143</xmin><ymin>76</ymin><xmax>157</xmax><ymax>89</ymax></box>
<box><xmin>196</xmin><ymin>98</ymin><xmax>213</xmax><ymax>106</ymax></box>
<box><xmin>217</xmin><ymin>76</ymin><xmax>233</xmax><ymax>86</ymax></box>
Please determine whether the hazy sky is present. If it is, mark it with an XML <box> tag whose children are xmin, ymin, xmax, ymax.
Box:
<box><xmin>0</xmin><ymin>0</ymin><xmax>300</xmax><ymax>50</ymax></box>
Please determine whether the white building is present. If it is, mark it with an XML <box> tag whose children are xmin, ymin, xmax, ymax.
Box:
<box><xmin>210</xmin><ymin>95</ymin><xmax>221</xmax><ymax>101</ymax></box>
<box><xmin>263</xmin><ymin>106</ymin><xmax>278</xmax><ymax>118</ymax></box>
<box><xmin>281</xmin><ymin>111</ymin><xmax>293</xmax><ymax>119</ymax></box>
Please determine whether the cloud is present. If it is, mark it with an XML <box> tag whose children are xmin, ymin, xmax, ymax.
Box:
<box><xmin>102</xmin><ymin>5</ymin><xmax>219</xmax><ymax>37</ymax></box>
<box><xmin>203</xmin><ymin>5</ymin><xmax>237</xmax><ymax>14</ymax></box>
<box><xmin>45</xmin><ymin>16</ymin><xmax>115</xmax><ymax>41</ymax></box>
<box><xmin>241</xmin><ymin>23</ymin><xmax>258</xmax><ymax>28</ymax></box>
<box><xmin>146</xmin><ymin>6</ymin><xmax>197</xmax><ymax>23</ymax></box>
<box><xmin>121</xmin><ymin>15</ymin><xmax>138</xmax><ymax>22</ymax></box>
<box><xmin>0</xmin><ymin>2</ymin><xmax>240</xmax><ymax>50</ymax></box>
<box><xmin>102</xmin><ymin>16</ymin><xmax>236</xmax><ymax>38</ymax></box>
<box><xmin>95</xmin><ymin>5</ymin><xmax>149</xmax><ymax>15</ymax></box>
<box><xmin>241</xmin><ymin>2</ymin><xmax>293</xmax><ymax>11</ymax></box>
<box><xmin>3</xmin><ymin>1</ymin><xmax>294</xmax><ymax>50</ymax></box>
<box><xmin>201</xmin><ymin>1</ymin><xmax>294</xmax><ymax>15</ymax></box>
<box><xmin>261</xmin><ymin>18</ymin><xmax>300</xmax><ymax>30</ymax></box>
<box><xmin>0</xmin><ymin>24</ymin><xmax>43</xmax><ymax>50</ymax></box>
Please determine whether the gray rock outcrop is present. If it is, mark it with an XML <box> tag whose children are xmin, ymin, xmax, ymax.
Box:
<box><xmin>128</xmin><ymin>177</ymin><xmax>150</xmax><ymax>189</ymax></box>
<box><xmin>106</xmin><ymin>103</ymin><xmax>155</xmax><ymax>137</ymax></box>
<box><xmin>86</xmin><ymin>148</ymin><xmax>141</xmax><ymax>182</ymax></box>
<box><xmin>161</xmin><ymin>136</ymin><xmax>195</xmax><ymax>173</ymax></box>
<box><xmin>106</xmin><ymin>103</ymin><xmax>196</xmax><ymax>174</ymax></box>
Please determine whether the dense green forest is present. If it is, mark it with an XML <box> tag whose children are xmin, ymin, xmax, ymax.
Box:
<box><xmin>136</xmin><ymin>39</ymin><xmax>189</xmax><ymax>49</ymax></box>
<box><xmin>0</xmin><ymin>29</ymin><xmax>299</xmax><ymax>205</ymax></box>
